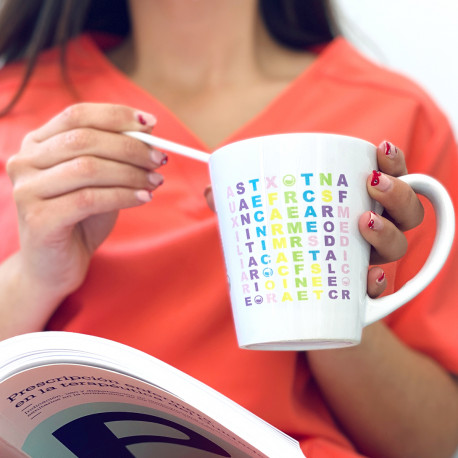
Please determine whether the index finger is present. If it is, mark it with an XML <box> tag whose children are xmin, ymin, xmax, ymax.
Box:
<box><xmin>376</xmin><ymin>140</ymin><xmax>408</xmax><ymax>177</ymax></box>
<box><xmin>30</xmin><ymin>103</ymin><xmax>157</xmax><ymax>142</ymax></box>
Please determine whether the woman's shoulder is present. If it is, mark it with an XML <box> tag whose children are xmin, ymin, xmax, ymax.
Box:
<box><xmin>319</xmin><ymin>37</ymin><xmax>451</xmax><ymax>130</ymax></box>
<box><xmin>323</xmin><ymin>38</ymin><xmax>432</xmax><ymax>98</ymax></box>
<box><xmin>0</xmin><ymin>42</ymin><xmax>64</xmax><ymax>92</ymax></box>
<box><xmin>0</xmin><ymin>34</ymin><xmax>106</xmax><ymax>104</ymax></box>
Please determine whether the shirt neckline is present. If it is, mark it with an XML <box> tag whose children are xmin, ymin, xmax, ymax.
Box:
<box><xmin>76</xmin><ymin>34</ymin><xmax>348</xmax><ymax>152</ymax></box>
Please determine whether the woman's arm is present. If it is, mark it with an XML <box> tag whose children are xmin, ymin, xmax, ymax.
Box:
<box><xmin>0</xmin><ymin>252</ymin><xmax>67</xmax><ymax>339</ymax></box>
<box><xmin>308</xmin><ymin>321</ymin><xmax>458</xmax><ymax>458</ymax></box>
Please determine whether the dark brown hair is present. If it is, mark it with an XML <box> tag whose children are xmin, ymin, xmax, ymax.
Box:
<box><xmin>0</xmin><ymin>0</ymin><xmax>336</xmax><ymax>114</ymax></box>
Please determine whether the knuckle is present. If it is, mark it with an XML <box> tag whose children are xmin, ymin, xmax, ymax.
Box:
<box><xmin>400</xmin><ymin>187</ymin><xmax>424</xmax><ymax>230</ymax></box>
<box><xmin>11</xmin><ymin>179</ymin><xmax>30</xmax><ymax>203</ymax></box>
<box><xmin>60</xmin><ymin>103</ymin><xmax>87</xmax><ymax>127</ymax></box>
<box><xmin>7</xmin><ymin>136</ymin><xmax>37</xmax><ymax>180</ymax></box>
<box><xmin>71</xmin><ymin>155</ymin><xmax>97</xmax><ymax>178</ymax></box>
<box><xmin>74</xmin><ymin>188</ymin><xmax>95</xmax><ymax>210</ymax></box>
<box><xmin>404</xmin><ymin>189</ymin><xmax>417</xmax><ymax>210</ymax></box>
<box><xmin>395</xmin><ymin>162</ymin><xmax>408</xmax><ymax>178</ymax></box>
<box><xmin>61</xmin><ymin>128</ymin><xmax>93</xmax><ymax>151</ymax></box>
<box><xmin>21</xmin><ymin>131</ymin><xmax>36</xmax><ymax>146</ymax></box>
<box><xmin>6</xmin><ymin>153</ymin><xmax>30</xmax><ymax>182</ymax></box>
<box><xmin>5</xmin><ymin>154</ymin><xmax>19</xmax><ymax>179</ymax></box>
<box><xmin>414</xmin><ymin>196</ymin><xmax>425</xmax><ymax>225</ymax></box>
<box><xmin>396</xmin><ymin>184</ymin><xmax>413</xmax><ymax>209</ymax></box>
<box><xmin>378</xmin><ymin>229</ymin><xmax>407</xmax><ymax>263</ymax></box>
<box><xmin>21</xmin><ymin>207</ymin><xmax>38</xmax><ymax>230</ymax></box>
<box><xmin>394</xmin><ymin>233</ymin><xmax>408</xmax><ymax>261</ymax></box>
<box><xmin>18</xmin><ymin>201</ymin><xmax>44</xmax><ymax>232</ymax></box>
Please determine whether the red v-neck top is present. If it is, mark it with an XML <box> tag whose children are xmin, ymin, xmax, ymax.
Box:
<box><xmin>1</xmin><ymin>35</ymin><xmax>457</xmax><ymax>456</ymax></box>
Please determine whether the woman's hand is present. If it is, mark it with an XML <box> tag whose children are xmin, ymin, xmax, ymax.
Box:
<box><xmin>359</xmin><ymin>140</ymin><xmax>424</xmax><ymax>298</ymax></box>
<box><xmin>6</xmin><ymin>103</ymin><xmax>167</xmax><ymax>303</ymax></box>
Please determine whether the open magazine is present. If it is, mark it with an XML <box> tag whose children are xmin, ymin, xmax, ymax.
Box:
<box><xmin>0</xmin><ymin>332</ymin><xmax>305</xmax><ymax>458</ymax></box>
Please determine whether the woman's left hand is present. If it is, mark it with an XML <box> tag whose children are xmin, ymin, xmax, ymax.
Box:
<box><xmin>359</xmin><ymin>140</ymin><xmax>424</xmax><ymax>298</ymax></box>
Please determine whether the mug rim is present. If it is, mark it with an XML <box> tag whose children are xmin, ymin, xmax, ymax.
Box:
<box><xmin>211</xmin><ymin>132</ymin><xmax>376</xmax><ymax>160</ymax></box>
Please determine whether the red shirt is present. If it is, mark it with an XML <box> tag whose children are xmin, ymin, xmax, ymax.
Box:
<box><xmin>1</xmin><ymin>35</ymin><xmax>457</xmax><ymax>456</ymax></box>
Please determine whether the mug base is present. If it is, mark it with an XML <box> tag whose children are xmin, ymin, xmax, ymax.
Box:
<box><xmin>240</xmin><ymin>338</ymin><xmax>359</xmax><ymax>351</ymax></box>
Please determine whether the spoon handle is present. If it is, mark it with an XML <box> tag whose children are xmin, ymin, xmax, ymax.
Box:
<box><xmin>124</xmin><ymin>131</ymin><xmax>210</xmax><ymax>163</ymax></box>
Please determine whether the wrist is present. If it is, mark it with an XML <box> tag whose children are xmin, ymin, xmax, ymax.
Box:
<box><xmin>0</xmin><ymin>253</ymin><xmax>69</xmax><ymax>338</ymax></box>
<box><xmin>16</xmin><ymin>250</ymin><xmax>80</xmax><ymax>305</ymax></box>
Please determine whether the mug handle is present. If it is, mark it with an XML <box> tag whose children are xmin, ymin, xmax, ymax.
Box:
<box><xmin>364</xmin><ymin>174</ymin><xmax>455</xmax><ymax>326</ymax></box>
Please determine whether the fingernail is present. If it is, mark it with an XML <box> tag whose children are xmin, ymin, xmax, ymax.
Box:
<box><xmin>371</xmin><ymin>170</ymin><xmax>381</xmax><ymax>186</ymax></box>
<box><xmin>368</xmin><ymin>211</ymin><xmax>383</xmax><ymax>230</ymax></box>
<box><xmin>135</xmin><ymin>190</ymin><xmax>153</xmax><ymax>202</ymax></box>
<box><xmin>148</xmin><ymin>173</ymin><xmax>164</xmax><ymax>187</ymax></box>
<box><xmin>135</xmin><ymin>111</ymin><xmax>156</xmax><ymax>127</ymax></box>
<box><xmin>370</xmin><ymin>170</ymin><xmax>392</xmax><ymax>191</ymax></box>
<box><xmin>150</xmin><ymin>149</ymin><xmax>168</xmax><ymax>166</ymax></box>
<box><xmin>384</xmin><ymin>141</ymin><xmax>398</xmax><ymax>159</ymax></box>
<box><xmin>376</xmin><ymin>271</ymin><xmax>386</xmax><ymax>284</ymax></box>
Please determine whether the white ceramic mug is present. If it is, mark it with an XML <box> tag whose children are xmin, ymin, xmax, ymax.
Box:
<box><xmin>208</xmin><ymin>133</ymin><xmax>455</xmax><ymax>350</ymax></box>
<box><xmin>125</xmin><ymin>131</ymin><xmax>455</xmax><ymax>351</ymax></box>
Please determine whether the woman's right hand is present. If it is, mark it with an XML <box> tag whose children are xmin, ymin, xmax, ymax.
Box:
<box><xmin>6</xmin><ymin>103</ymin><xmax>166</xmax><ymax>303</ymax></box>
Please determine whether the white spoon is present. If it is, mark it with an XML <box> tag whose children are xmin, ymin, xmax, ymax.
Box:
<box><xmin>124</xmin><ymin>131</ymin><xmax>210</xmax><ymax>163</ymax></box>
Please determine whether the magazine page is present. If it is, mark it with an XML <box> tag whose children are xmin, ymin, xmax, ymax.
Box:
<box><xmin>0</xmin><ymin>332</ymin><xmax>305</xmax><ymax>458</ymax></box>
<box><xmin>0</xmin><ymin>364</ymin><xmax>263</xmax><ymax>457</ymax></box>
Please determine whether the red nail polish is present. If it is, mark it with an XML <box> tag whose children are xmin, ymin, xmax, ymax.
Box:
<box><xmin>371</xmin><ymin>170</ymin><xmax>381</xmax><ymax>186</ymax></box>
<box><xmin>161</xmin><ymin>155</ymin><xmax>168</xmax><ymax>166</ymax></box>
<box><xmin>376</xmin><ymin>271</ymin><xmax>386</xmax><ymax>283</ymax></box>
<box><xmin>368</xmin><ymin>211</ymin><xmax>383</xmax><ymax>231</ymax></box>
<box><xmin>135</xmin><ymin>111</ymin><xmax>156</xmax><ymax>127</ymax></box>
<box><xmin>385</xmin><ymin>142</ymin><xmax>391</xmax><ymax>155</ymax></box>
<box><xmin>384</xmin><ymin>141</ymin><xmax>398</xmax><ymax>158</ymax></box>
